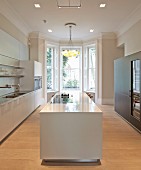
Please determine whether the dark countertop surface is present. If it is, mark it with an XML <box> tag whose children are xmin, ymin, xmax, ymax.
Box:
<box><xmin>0</xmin><ymin>91</ymin><xmax>33</xmax><ymax>105</ymax></box>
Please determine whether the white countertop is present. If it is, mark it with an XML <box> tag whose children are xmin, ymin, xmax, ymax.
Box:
<box><xmin>40</xmin><ymin>92</ymin><xmax>102</xmax><ymax>113</ymax></box>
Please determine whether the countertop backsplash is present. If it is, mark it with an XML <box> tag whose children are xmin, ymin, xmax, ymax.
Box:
<box><xmin>0</xmin><ymin>77</ymin><xmax>19</xmax><ymax>96</ymax></box>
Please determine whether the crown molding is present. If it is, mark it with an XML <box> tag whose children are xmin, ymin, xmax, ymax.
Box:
<box><xmin>98</xmin><ymin>32</ymin><xmax>117</xmax><ymax>40</ymax></box>
<box><xmin>0</xmin><ymin>0</ymin><xmax>31</xmax><ymax>36</ymax></box>
<box><xmin>116</xmin><ymin>3</ymin><xmax>141</xmax><ymax>37</ymax></box>
<box><xmin>29</xmin><ymin>31</ymin><xmax>60</xmax><ymax>46</ymax></box>
<box><xmin>28</xmin><ymin>31</ymin><xmax>40</xmax><ymax>39</ymax></box>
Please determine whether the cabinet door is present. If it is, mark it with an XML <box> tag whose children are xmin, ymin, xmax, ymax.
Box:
<box><xmin>30</xmin><ymin>92</ymin><xmax>35</xmax><ymax>113</ymax></box>
<box><xmin>34</xmin><ymin>61</ymin><xmax>42</xmax><ymax>76</ymax></box>
<box><xmin>0</xmin><ymin>102</ymin><xmax>13</xmax><ymax>141</ymax></box>
<box><xmin>25</xmin><ymin>92</ymin><xmax>35</xmax><ymax>115</ymax></box>
<box><xmin>114</xmin><ymin>57</ymin><xmax>131</xmax><ymax>122</ymax></box>
<box><xmin>13</xmin><ymin>96</ymin><xmax>27</xmax><ymax>128</ymax></box>
<box><xmin>34</xmin><ymin>89</ymin><xmax>42</xmax><ymax>109</ymax></box>
<box><xmin>13</xmin><ymin>98</ymin><xmax>22</xmax><ymax>128</ymax></box>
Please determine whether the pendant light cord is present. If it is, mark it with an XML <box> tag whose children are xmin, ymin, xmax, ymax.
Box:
<box><xmin>69</xmin><ymin>26</ymin><xmax>72</xmax><ymax>41</ymax></box>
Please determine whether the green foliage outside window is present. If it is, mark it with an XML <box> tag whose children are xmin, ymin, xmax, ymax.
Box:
<box><xmin>65</xmin><ymin>79</ymin><xmax>79</xmax><ymax>88</ymax></box>
<box><xmin>47</xmin><ymin>48</ymin><xmax>79</xmax><ymax>89</ymax></box>
<box><xmin>47</xmin><ymin>48</ymin><xmax>52</xmax><ymax>89</ymax></box>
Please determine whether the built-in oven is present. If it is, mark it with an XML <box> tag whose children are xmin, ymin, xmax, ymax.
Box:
<box><xmin>34</xmin><ymin>76</ymin><xmax>42</xmax><ymax>90</ymax></box>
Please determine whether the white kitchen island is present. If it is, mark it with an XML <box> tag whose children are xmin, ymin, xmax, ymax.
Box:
<box><xmin>40</xmin><ymin>92</ymin><xmax>102</xmax><ymax>164</ymax></box>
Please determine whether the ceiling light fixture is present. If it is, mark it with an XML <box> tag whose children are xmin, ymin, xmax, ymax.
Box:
<box><xmin>34</xmin><ymin>4</ymin><xmax>40</xmax><ymax>8</ymax></box>
<box><xmin>90</xmin><ymin>29</ymin><xmax>94</xmax><ymax>32</ymax></box>
<box><xmin>61</xmin><ymin>23</ymin><xmax>80</xmax><ymax>58</ymax></box>
<box><xmin>100</xmin><ymin>3</ymin><xmax>106</xmax><ymax>8</ymax></box>
<box><xmin>48</xmin><ymin>29</ymin><xmax>52</xmax><ymax>32</ymax></box>
<box><xmin>56</xmin><ymin>0</ymin><xmax>81</xmax><ymax>8</ymax></box>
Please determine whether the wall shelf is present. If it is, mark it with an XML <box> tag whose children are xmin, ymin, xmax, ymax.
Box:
<box><xmin>0</xmin><ymin>75</ymin><xmax>24</xmax><ymax>78</ymax></box>
<box><xmin>0</xmin><ymin>63</ymin><xmax>24</xmax><ymax>69</ymax></box>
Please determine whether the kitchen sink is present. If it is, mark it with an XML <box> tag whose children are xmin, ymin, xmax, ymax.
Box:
<box><xmin>3</xmin><ymin>92</ymin><xmax>26</xmax><ymax>98</ymax></box>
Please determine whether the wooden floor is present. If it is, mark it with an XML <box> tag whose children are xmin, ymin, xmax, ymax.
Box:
<box><xmin>0</xmin><ymin>104</ymin><xmax>141</xmax><ymax>170</ymax></box>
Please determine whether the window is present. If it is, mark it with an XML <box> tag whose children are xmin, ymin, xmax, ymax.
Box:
<box><xmin>88</xmin><ymin>47</ymin><xmax>96</xmax><ymax>90</ymax></box>
<box><xmin>83</xmin><ymin>45</ymin><xmax>96</xmax><ymax>92</ymax></box>
<box><xmin>60</xmin><ymin>47</ymin><xmax>81</xmax><ymax>90</ymax></box>
<box><xmin>46</xmin><ymin>47</ymin><xmax>59</xmax><ymax>91</ymax></box>
<box><xmin>47</xmin><ymin>47</ymin><xmax>53</xmax><ymax>90</ymax></box>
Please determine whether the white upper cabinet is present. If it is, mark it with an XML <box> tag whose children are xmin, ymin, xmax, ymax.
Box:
<box><xmin>19</xmin><ymin>42</ymin><xmax>29</xmax><ymax>61</ymax></box>
<box><xmin>34</xmin><ymin>61</ymin><xmax>42</xmax><ymax>76</ymax></box>
<box><xmin>0</xmin><ymin>29</ymin><xmax>29</xmax><ymax>61</ymax></box>
<box><xmin>20</xmin><ymin>60</ymin><xmax>42</xmax><ymax>91</ymax></box>
<box><xmin>0</xmin><ymin>29</ymin><xmax>19</xmax><ymax>60</ymax></box>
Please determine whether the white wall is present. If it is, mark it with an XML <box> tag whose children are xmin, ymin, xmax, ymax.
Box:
<box><xmin>117</xmin><ymin>19</ymin><xmax>141</xmax><ymax>56</ymax></box>
<box><xmin>98</xmin><ymin>33</ymin><xmax>124</xmax><ymax>104</ymax></box>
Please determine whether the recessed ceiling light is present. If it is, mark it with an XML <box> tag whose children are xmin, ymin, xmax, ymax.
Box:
<box><xmin>90</xmin><ymin>29</ymin><xmax>94</xmax><ymax>33</ymax></box>
<box><xmin>34</xmin><ymin>4</ymin><xmax>40</xmax><ymax>8</ymax></box>
<box><xmin>58</xmin><ymin>6</ymin><xmax>62</xmax><ymax>8</ymax></box>
<box><xmin>48</xmin><ymin>29</ymin><xmax>52</xmax><ymax>33</ymax></box>
<box><xmin>100</xmin><ymin>4</ymin><xmax>106</xmax><ymax>8</ymax></box>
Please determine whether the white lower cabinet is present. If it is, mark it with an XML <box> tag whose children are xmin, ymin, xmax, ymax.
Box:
<box><xmin>34</xmin><ymin>89</ymin><xmax>42</xmax><ymax>109</ymax></box>
<box><xmin>13</xmin><ymin>98</ymin><xmax>22</xmax><ymax>128</ymax></box>
<box><xmin>0</xmin><ymin>91</ymin><xmax>40</xmax><ymax>142</ymax></box>
<box><xmin>0</xmin><ymin>102</ymin><xmax>13</xmax><ymax>141</ymax></box>
<box><xmin>28</xmin><ymin>92</ymin><xmax>35</xmax><ymax>114</ymax></box>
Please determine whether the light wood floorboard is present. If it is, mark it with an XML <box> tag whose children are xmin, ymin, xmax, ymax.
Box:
<box><xmin>0</xmin><ymin>105</ymin><xmax>141</xmax><ymax>170</ymax></box>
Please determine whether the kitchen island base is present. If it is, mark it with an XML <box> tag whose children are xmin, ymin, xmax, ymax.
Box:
<box><xmin>40</xmin><ymin>92</ymin><xmax>102</xmax><ymax>164</ymax></box>
<box><xmin>41</xmin><ymin>159</ymin><xmax>101</xmax><ymax>166</ymax></box>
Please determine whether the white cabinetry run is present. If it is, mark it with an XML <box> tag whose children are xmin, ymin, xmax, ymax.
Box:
<box><xmin>0</xmin><ymin>101</ymin><xmax>13</xmax><ymax>141</ymax></box>
<box><xmin>0</xmin><ymin>91</ymin><xmax>38</xmax><ymax>142</ymax></box>
<box><xmin>20</xmin><ymin>60</ymin><xmax>42</xmax><ymax>91</ymax></box>
<box><xmin>34</xmin><ymin>89</ymin><xmax>42</xmax><ymax>109</ymax></box>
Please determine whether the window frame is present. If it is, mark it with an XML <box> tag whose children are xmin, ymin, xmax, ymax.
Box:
<box><xmin>46</xmin><ymin>46</ymin><xmax>59</xmax><ymax>91</ymax></box>
<box><xmin>88</xmin><ymin>47</ymin><xmax>96</xmax><ymax>91</ymax></box>
<box><xmin>83</xmin><ymin>44</ymin><xmax>96</xmax><ymax>92</ymax></box>
<box><xmin>60</xmin><ymin>46</ymin><xmax>82</xmax><ymax>91</ymax></box>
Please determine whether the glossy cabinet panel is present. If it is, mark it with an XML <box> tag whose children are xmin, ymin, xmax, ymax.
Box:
<box><xmin>0</xmin><ymin>90</ymin><xmax>41</xmax><ymax>142</ymax></box>
<box><xmin>114</xmin><ymin>51</ymin><xmax>141</xmax><ymax>131</ymax></box>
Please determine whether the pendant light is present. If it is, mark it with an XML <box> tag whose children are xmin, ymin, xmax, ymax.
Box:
<box><xmin>61</xmin><ymin>23</ymin><xmax>80</xmax><ymax>58</ymax></box>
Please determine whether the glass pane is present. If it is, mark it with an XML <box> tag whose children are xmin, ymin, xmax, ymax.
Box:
<box><xmin>47</xmin><ymin>48</ymin><xmax>53</xmax><ymax>67</ymax></box>
<box><xmin>62</xmin><ymin>69</ymin><xmax>80</xmax><ymax>89</ymax></box>
<box><xmin>61</xmin><ymin>51</ymin><xmax>80</xmax><ymax>90</ymax></box>
<box><xmin>132</xmin><ymin>60</ymin><xmax>140</xmax><ymax>120</ymax></box>
<box><xmin>89</xmin><ymin>68</ymin><xmax>95</xmax><ymax>91</ymax></box>
<box><xmin>89</xmin><ymin>47</ymin><xmax>95</xmax><ymax>68</ymax></box>
<box><xmin>63</xmin><ymin>55</ymin><xmax>79</xmax><ymax>69</ymax></box>
<box><xmin>47</xmin><ymin>68</ymin><xmax>53</xmax><ymax>89</ymax></box>
<box><xmin>55</xmin><ymin>69</ymin><xmax>58</xmax><ymax>90</ymax></box>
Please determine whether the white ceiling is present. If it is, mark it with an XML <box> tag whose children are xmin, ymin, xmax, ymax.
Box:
<box><xmin>1</xmin><ymin>0</ymin><xmax>141</xmax><ymax>41</ymax></box>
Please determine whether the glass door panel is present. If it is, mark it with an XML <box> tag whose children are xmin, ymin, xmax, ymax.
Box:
<box><xmin>131</xmin><ymin>60</ymin><xmax>140</xmax><ymax>120</ymax></box>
